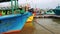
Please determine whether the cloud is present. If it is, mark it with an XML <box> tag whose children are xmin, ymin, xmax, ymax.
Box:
<box><xmin>0</xmin><ymin>0</ymin><xmax>60</xmax><ymax>9</ymax></box>
<box><xmin>19</xmin><ymin>0</ymin><xmax>60</xmax><ymax>9</ymax></box>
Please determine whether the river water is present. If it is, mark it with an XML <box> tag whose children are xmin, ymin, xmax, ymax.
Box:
<box><xmin>35</xmin><ymin>18</ymin><xmax>60</xmax><ymax>34</ymax></box>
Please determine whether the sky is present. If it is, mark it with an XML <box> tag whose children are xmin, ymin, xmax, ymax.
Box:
<box><xmin>0</xmin><ymin>0</ymin><xmax>60</xmax><ymax>9</ymax></box>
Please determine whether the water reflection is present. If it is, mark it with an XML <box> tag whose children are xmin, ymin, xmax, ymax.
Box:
<box><xmin>52</xmin><ymin>18</ymin><xmax>60</xmax><ymax>24</ymax></box>
<box><xmin>35</xmin><ymin>18</ymin><xmax>60</xmax><ymax>34</ymax></box>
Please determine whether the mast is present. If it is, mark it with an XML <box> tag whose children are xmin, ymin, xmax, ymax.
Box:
<box><xmin>11</xmin><ymin>0</ymin><xmax>18</xmax><ymax>14</ymax></box>
<box><xmin>11</xmin><ymin>0</ymin><xmax>14</xmax><ymax>14</ymax></box>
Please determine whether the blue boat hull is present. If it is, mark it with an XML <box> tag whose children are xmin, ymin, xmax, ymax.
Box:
<box><xmin>0</xmin><ymin>12</ymin><xmax>32</xmax><ymax>33</ymax></box>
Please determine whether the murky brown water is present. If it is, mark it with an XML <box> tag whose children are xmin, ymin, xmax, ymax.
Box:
<box><xmin>35</xmin><ymin>18</ymin><xmax>60</xmax><ymax>34</ymax></box>
<box><xmin>52</xmin><ymin>18</ymin><xmax>60</xmax><ymax>24</ymax></box>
